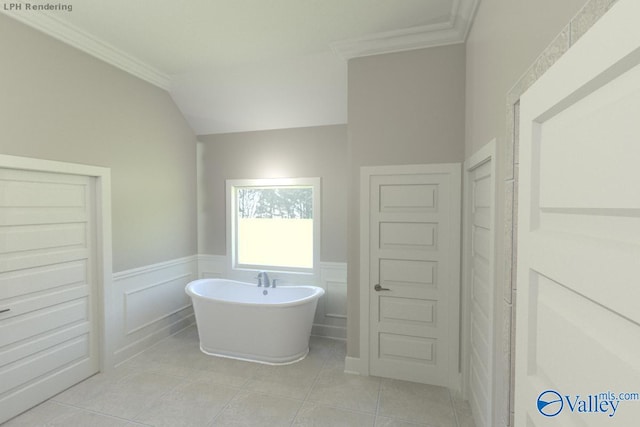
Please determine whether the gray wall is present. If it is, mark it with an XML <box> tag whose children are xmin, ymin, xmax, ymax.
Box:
<box><xmin>465</xmin><ymin>0</ymin><xmax>589</xmax><ymax>156</ymax></box>
<box><xmin>347</xmin><ymin>45</ymin><xmax>466</xmax><ymax>356</ymax></box>
<box><xmin>197</xmin><ymin>125</ymin><xmax>348</xmax><ymax>263</ymax></box>
<box><xmin>0</xmin><ymin>15</ymin><xmax>198</xmax><ymax>272</ymax></box>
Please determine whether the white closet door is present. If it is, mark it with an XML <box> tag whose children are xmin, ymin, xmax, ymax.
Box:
<box><xmin>0</xmin><ymin>168</ymin><xmax>99</xmax><ymax>423</ymax></box>
<box><xmin>364</xmin><ymin>164</ymin><xmax>461</xmax><ymax>387</ymax></box>
<box><xmin>465</xmin><ymin>149</ymin><xmax>494</xmax><ymax>427</ymax></box>
<box><xmin>515</xmin><ymin>0</ymin><xmax>640</xmax><ymax>425</ymax></box>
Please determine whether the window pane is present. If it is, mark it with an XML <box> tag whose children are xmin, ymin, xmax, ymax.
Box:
<box><xmin>236</xmin><ymin>186</ymin><xmax>313</xmax><ymax>269</ymax></box>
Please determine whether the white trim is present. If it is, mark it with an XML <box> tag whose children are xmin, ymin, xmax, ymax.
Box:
<box><xmin>359</xmin><ymin>163</ymin><xmax>462</xmax><ymax>388</ymax></box>
<box><xmin>311</xmin><ymin>324</ymin><xmax>346</xmax><ymax>340</ymax></box>
<box><xmin>344</xmin><ymin>356</ymin><xmax>367</xmax><ymax>375</ymax></box>
<box><xmin>0</xmin><ymin>3</ymin><xmax>170</xmax><ymax>90</ymax></box>
<box><xmin>124</xmin><ymin>273</ymin><xmax>192</xmax><ymax>297</ymax></box>
<box><xmin>316</xmin><ymin>261</ymin><xmax>347</xmax><ymax>271</ymax></box>
<box><xmin>465</xmin><ymin>139</ymin><xmax>496</xmax><ymax>173</ymax></box>
<box><xmin>196</xmin><ymin>142</ymin><xmax>205</xmax><ymax>255</ymax></box>
<box><xmin>331</xmin><ymin>0</ymin><xmax>479</xmax><ymax>59</ymax></box>
<box><xmin>113</xmin><ymin>255</ymin><xmax>197</xmax><ymax>280</ymax></box>
<box><xmin>462</xmin><ymin>140</ymin><xmax>496</xmax><ymax>427</ymax></box>
<box><xmin>0</xmin><ymin>154</ymin><xmax>114</xmax><ymax>371</ymax></box>
<box><xmin>112</xmin><ymin>319</ymin><xmax>194</xmax><ymax>368</ymax></box>
<box><xmin>359</xmin><ymin>167</ymin><xmax>372</xmax><ymax>377</ymax></box>
<box><xmin>325</xmin><ymin>313</ymin><xmax>347</xmax><ymax>320</ymax></box>
<box><xmin>124</xmin><ymin>304</ymin><xmax>191</xmax><ymax>336</ymax></box>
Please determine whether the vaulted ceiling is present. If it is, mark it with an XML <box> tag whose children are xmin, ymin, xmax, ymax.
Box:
<box><xmin>3</xmin><ymin>0</ymin><xmax>478</xmax><ymax>134</ymax></box>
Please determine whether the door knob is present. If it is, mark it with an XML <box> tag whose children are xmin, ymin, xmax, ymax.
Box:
<box><xmin>374</xmin><ymin>284</ymin><xmax>390</xmax><ymax>291</ymax></box>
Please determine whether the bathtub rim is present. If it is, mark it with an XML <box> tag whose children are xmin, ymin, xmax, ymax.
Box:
<box><xmin>185</xmin><ymin>278</ymin><xmax>325</xmax><ymax>308</ymax></box>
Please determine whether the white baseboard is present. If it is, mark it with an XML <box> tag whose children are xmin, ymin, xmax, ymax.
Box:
<box><xmin>344</xmin><ymin>356</ymin><xmax>367</xmax><ymax>376</ymax></box>
<box><xmin>113</xmin><ymin>314</ymin><xmax>195</xmax><ymax>365</ymax></box>
<box><xmin>311</xmin><ymin>324</ymin><xmax>346</xmax><ymax>340</ymax></box>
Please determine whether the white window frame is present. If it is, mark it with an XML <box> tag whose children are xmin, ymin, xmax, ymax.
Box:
<box><xmin>226</xmin><ymin>177</ymin><xmax>321</xmax><ymax>279</ymax></box>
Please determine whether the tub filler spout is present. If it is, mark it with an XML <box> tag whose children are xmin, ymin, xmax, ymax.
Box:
<box><xmin>257</xmin><ymin>271</ymin><xmax>271</xmax><ymax>287</ymax></box>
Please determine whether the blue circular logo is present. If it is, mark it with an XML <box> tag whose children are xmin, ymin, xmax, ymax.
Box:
<box><xmin>537</xmin><ymin>390</ymin><xmax>563</xmax><ymax>417</ymax></box>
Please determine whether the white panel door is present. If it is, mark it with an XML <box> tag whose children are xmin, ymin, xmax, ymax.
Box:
<box><xmin>0</xmin><ymin>168</ymin><xmax>99</xmax><ymax>423</ymax></box>
<box><xmin>516</xmin><ymin>1</ymin><xmax>640</xmax><ymax>425</ymax></box>
<box><xmin>465</xmin><ymin>149</ymin><xmax>494</xmax><ymax>427</ymax></box>
<box><xmin>367</xmin><ymin>164</ymin><xmax>461</xmax><ymax>386</ymax></box>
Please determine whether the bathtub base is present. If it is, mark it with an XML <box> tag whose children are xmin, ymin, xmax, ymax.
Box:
<box><xmin>199</xmin><ymin>345</ymin><xmax>309</xmax><ymax>365</ymax></box>
<box><xmin>185</xmin><ymin>279</ymin><xmax>324</xmax><ymax>368</ymax></box>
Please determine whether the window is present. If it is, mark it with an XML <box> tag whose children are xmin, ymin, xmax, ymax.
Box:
<box><xmin>227</xmin><ymin>178</ymin><xmax>320</xmax><ymax>274</ymax></box>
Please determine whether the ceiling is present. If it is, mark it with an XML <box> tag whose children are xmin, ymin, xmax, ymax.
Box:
<box><xmin>3</xmin><ymin>0</ymin><xmax>478</xmax><ymax>135</ymax></box>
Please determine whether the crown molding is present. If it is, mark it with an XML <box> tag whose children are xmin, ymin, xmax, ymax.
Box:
<box><xmin>1</xmin><ymin>6</ymin><xmax>171</xmax><ymax>90</ymax></box>
<box><xmin>2</xmin><ymin>0</ymin><xmax>479</xmax><ymax>85</ymax></box>
<box><xmin>331</xmin><ymin>0</ymin><xmax>479</xmax><ymax>60</ymax></box>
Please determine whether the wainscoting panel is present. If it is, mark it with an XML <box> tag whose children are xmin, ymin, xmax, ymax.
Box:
<box><xmin>112</xmin><ymin>256</ymin><xmax>197</xmax><ymax>365</ymax></box>
<box><xmin>197</xmin><ymin>254</ymin><xmax>227</xmax><ymax>278</ymax></box>
<box><xmin>109</xmin><ymin>256</ymin><xmax>346</xmax><ymax>365</ymax></box>
<box><xmin>124</xmin><ymin>272</ymin><xmax>192</xmax><ymax>335</ymax></box>
<box><xmin>313</xmin><ymin>262</ymin><xmax>347</xmax><ymax>340</ymax></box>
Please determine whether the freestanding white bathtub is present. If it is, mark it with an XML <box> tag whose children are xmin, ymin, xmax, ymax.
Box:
<box><xmin>185</xmin><ymin>278</ymin><xmax>324</xmax><ymax>365</ymax></box>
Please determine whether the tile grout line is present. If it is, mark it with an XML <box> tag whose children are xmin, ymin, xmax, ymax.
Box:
<box><xmin>449</xmin><ymin>390</ymin><xmax>461</xmax><ymax>427</ymax></box>
<box><xmin>130</xmin><ymin>372</ymin><xmax>194</xmax><ymax>422</ymax></box>
<box><xmin>206</xmin><ymin>349</ymin><xmax>280</xmax><ymax>426</ymax></box>
<box><xmin>40</xmin><ymin>400</ymin><xmax>155</xmax><ymax>426</ymax></box>
<box><xmin>118</xmin><ymin>331</ymin><xmax>245</xmax><ymax>427</ymax></box>
<box><xmin>374</xmin><ymin>377</ymin><xmax>383</xmax><ymax>422</ymax></box>
<box><xmin>49</xmin><ymin>360</ymin><xmax>190</xmax><ymax>424</ymax></box>
<box><xmin>289</xmin><ymin>342</ymin><xmax>337</xmax><ymax>426</ymax></box>
<box><xmin>15</xmin><ymin>332</ymin><xmax>464</xmax><ymax>427</ymax></box>
<box><xmin>206</xmin><ymin>385</ymin><xmax>245</xmax><ymax>427</ymax></box>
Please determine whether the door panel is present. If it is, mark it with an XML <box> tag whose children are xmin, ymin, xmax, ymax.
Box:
<box><xmin>367</xmin><ymin>165</ymin><xmax>461</xmax><ymax>387</ymax></box>
<box><xmin>379</xmin><ymin>296</ymin><xmax>436</xmax><ymax>324</ymax></box>
<box><xmin>516</xmin><ymin>1</ymin><xmax>640</xmax><ymax>425</ymax></box>
<box><xmin>380</xmin><ymin>184</ymin><xmax>437</xmax><ymax>211</ymax></box>
<box><xmin>1</xmin><ymin>261</ymin><xmax>87</xmax><ymax>296</ymax></box>
<box><xmin>0</xmin><ymin>168</ymin><xmax>98</xmax><ymax>423</ymax></box>
<box><xmin>379</xmin><ymin>259</ymin><xmax>436</xmax><ymax>287</ymax></box>
<box><xmin>379</xmin><ymin>222</ymin><xmax>437</xmax><ymax>249</ymax></box>
<box><xmin>2</xmin><ymin>335</ymin><xmax>91</xmax><ymax>394</ymax></box>
<box><xmin>466</xmin><ymin>154</ymin><xmax>495</xmax><ymax>427</ymax></box>
<box><xmin>379</xmin><ymin>333</ymin><xmax>435</xmax><ymax>363</ymax></box>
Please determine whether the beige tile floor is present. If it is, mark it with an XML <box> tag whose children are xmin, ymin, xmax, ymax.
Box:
<box><xmin>4</xmin><ymin>326</ymin><xmax>475</xmax><ymax>427</ymax></box>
